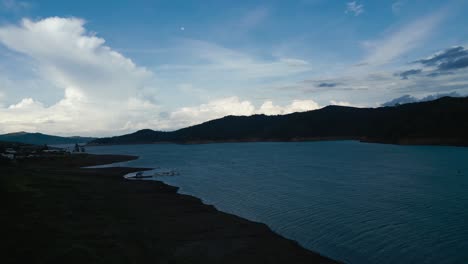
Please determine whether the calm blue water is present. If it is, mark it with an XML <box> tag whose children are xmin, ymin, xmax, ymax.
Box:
<box><xmin>87</xmin><ymin>141</ymin><xmax>468</xmax><ymax>264</ymax></box>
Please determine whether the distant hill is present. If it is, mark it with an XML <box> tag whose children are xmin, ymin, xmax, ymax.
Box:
<box><xmin>90</xmin><ymin>96</ymin><xmax>468</xmax><ymax>147</ymax></box>
<box><xmin>381</xmin><ymin>92</ymin><xmax>462</xmax><ymax>107</ymax></box>
<box><xmin>0</xmin><ymin>132</ymin><xmax>96</xmax><ymax>145</ymax></box>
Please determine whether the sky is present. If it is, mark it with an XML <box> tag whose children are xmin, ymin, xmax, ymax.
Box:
<box><xmin>0</xmin><ymin>0</ymin><xmax>467</xmax><ymax>136</ymax></box>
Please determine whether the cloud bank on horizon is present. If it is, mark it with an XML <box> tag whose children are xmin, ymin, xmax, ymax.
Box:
<box><xmin>0</xmin><ymin>0</ymin><xmax>467</xmax><ymax>136</ymax></box>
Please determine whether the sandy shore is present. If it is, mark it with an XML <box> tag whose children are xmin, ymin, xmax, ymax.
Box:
<box><xmin>1</xmin><ymin>154</ymin><xmax>340</xmax><ymax>264</ymax></box>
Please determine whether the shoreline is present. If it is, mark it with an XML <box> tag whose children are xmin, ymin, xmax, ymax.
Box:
<box><xmin>1</xmin><ymin>153</ymin><xmax>340</xmax><ymax>263</ymax></box>
<box><xmin>87</xmin><ymin>137</ymin><xmax>468</xmax><ymax>148</ymax></box>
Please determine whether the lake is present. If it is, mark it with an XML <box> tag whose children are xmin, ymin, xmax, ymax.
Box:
<box><xmin>87</xmin><ymin>141</ymin><xmax>468</xmax><ymax>264</ymax></box>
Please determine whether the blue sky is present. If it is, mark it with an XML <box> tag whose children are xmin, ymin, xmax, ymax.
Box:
<box><xmin>0</xmin><ymin>0</ymin><xmax>467</xmax><ymax>136</ymax></box>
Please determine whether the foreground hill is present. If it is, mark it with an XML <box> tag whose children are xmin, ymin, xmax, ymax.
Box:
<box><xmin>90</xmin><ymin>97</ymin><xmax>468</xmax><ymax>146</ymax></box>
<box><xmin>0</xmin><ymin>132</ymin><xmax>96</xmax><ymax>145</ymax></box>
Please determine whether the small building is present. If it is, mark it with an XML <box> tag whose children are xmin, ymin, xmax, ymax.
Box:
<box><xmin>5</xmin><ymin>148</ymin><xmax>17</xmax><ymax>154</ymax></box>
<box><xmin>1</xmin><ymin>153</ymin><xmax>15</xmax><ymax>159</ymax></box>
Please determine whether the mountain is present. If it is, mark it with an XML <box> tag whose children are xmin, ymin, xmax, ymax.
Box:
<box><xmin>0</xmin><ymin>132</ymin><xmax>96</xmax><ymax>145</ymax></box>
<box><xmin>90</xmin><ymin>96</ymin><xmax>468</xmax><ymax>147</ymax></box>
<box><xmin>381</xmin><ymin>92</ymin><xmax>462</xmax><ymax>107</ymax></box>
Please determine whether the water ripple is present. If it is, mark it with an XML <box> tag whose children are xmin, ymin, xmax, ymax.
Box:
<box><xmin>87</xmin><ymin>141</ymin><xmax>468</xmax><ymax>264</ymax></box>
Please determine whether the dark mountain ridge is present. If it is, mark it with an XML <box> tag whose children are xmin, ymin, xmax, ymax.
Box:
<box><xmin>90</xmin><ymin>96</ymin><xmax>468</xmax><ymax>146</ymax></box>
<box><xmin>0</xmin><ymin>132</ymin><xmax>96</xmax><ymax>145</ymax></box>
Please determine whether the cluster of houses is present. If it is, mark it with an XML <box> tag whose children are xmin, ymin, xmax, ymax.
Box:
<box><xmin>0</xmin><ymin>143</ymin><xmax>86</xmax><ymax>160</ymax></box>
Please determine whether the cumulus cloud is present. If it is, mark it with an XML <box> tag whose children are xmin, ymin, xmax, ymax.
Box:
<box><xmin>166</xmin><ymin>97</ymin><xmax>320</xmax><ymax>129</ymax></box>
<box><xmin>0</xmin><ymin>17</ymin><xmax>152</xmax><ymax>100</ymax></box>
<box><xmin>7</xmin><ymin>97</ymin><xmax>43</xmax><ymax>109</ymax></box>
<box><xmin>266</xmin><ymin>99</ymin><xmax>319</xmax><ymax>114</ymax></box>
<box><xmin>0</xmin><ymin>17</ymin><xmax>319</xmax><ymax>136</ymax></box>
<box><xmin>0</xmin><ymin>17</ymin><xmax>159</xmax><ymax>135</ymax></box>
<box><xmin>1</xmin><ymin>15</ymin><xmax>465</xmax><ymax>136</ymax></box>
<box><xmin>330</xmin><ymin>100</ymin><xmax>355</xmax><ymax>107</ymax></box>
<box><xmin>346</xmin><ymin>1</ymin><xmax>364</xmax><ymax>16</ymax></box>
<box><xmin>0</xmin><ymin>94</ymin><xmax>162</xmax><ymax>136</ymax></box>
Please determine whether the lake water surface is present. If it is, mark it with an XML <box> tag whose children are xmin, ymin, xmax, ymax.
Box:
<box><xmin>87</xmin><ymin>141</ymin><xmax>468</xmax><ymax>264</ymax></box>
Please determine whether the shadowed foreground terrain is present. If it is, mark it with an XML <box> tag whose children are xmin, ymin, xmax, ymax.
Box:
<box><xmin>0</xmin><ymin>154</ymin><xmax>338</xmax><ymax>264</ymax></box>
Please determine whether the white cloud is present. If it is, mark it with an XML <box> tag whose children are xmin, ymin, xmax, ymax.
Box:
<box><xmin>259</xmin><ymin>99</ymin><xmax>319</xmax><ymax>115</ymax></box>
<box><xmin>282</xmin><ymin>99</ymin><xmax>320</xmax><ymax>113</ymax></box>
<box><xmin>0</xmin><ymin>95</ymin><xmax>161</xmax><ymax>136</ymax></box>
<box><xmin>0</xmin><ymin>13</ymin><xmax>462</xmax><ymax>137</ymax></box>
<box><xmin>330</xmin><ymin>100</ymin><xmax>353</xmax><ymax>107</ymax></box>
<box><xmin>361</xmin><ymin>10</ymin><xmax>445</xmax><ymax>66</ymax></box>
<box><xmin>7</xmin><ymin>97</ymin><xmax>42</xmax><ymax>109</ymax></box>
<box><xmin>166</xmin><ymin>97</ymin><xmax>320</xmax><ymax>129</ymax></box>
<box><xmin>153</xmin><ymin>39</ymin><xmax>314</xmax><ymax>109</ymax></box>
<box><xmin>0</xmin><ymin>17</ymin><xmax>158</xmax><ymax>136</ymax></box>
<box><xmin>279</xmin><ymin>58</ymin><xmax>310</xmax><ymax>67</ymax></box>
<box><xmin>158</xmin><ymin>39</ymin><xmax>311</xmax><ymax>79</ymax></box>
<box><xmin>287</xmin><ymin>58</ymin><xmax>468</xmax><ymax>107</ymax></box>
<box><xmin>0</xmin><ymin>17</ymin><xmax>316</xmax><ymax>136</ymax></box>
<box><xmin>0</xmin><ymin>17</ymin><xmax>152</xmax><ymax>100</ymax></box>
<box><xmin>346</xmin><ymin>1</ymin><xmax>364</xmax><ymax>16</ymax></box>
